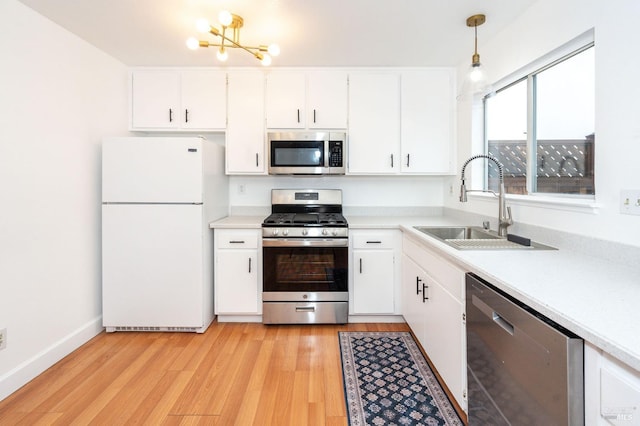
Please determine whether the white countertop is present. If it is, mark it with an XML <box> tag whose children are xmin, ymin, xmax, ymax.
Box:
<box><xmin>211</xmin><ymin>214</ymin><xmax>640</xmax><ymax>371</ymax></box>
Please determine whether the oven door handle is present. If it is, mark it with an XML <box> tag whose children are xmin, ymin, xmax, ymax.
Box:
<box><xmin>262</xmin><ymin>238</ymin><xmax>349</xmax><ymax>247</ymax></box>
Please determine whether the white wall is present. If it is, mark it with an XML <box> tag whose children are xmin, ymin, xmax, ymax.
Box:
<box><xmin>448</xmin><ymin>0</ymin><xmax>640</xmax><ymax>248</ymax></box>
<box><xmin>0</xmin><ymin>0</ymin><xmax>128</xmax><ymax>400</ymax></box>
<box><xmin>229</xmin><ymin>175</ymin><xmax>446</xmax><ymax>214</ymax></box>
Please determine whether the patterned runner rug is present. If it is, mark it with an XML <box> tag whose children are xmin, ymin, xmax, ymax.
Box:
<box><xmin>339</xmin><ymin>331</ymin><xmax>463</xmax><ymax>426</ymax></box>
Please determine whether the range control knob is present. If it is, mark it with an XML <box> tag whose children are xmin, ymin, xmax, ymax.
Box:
<box><xmin>322</xmin><ymin>229</ymin><xmax>329</xmax><ymax>236</ymax></box>
<box><xmin>332</xmin><ymin>230</ymin><xmax>339</xmax><ymax>236</ymax></box>
<box><xmin>271</xmin><ymin>229</ymin><xmax>279</xmax><ymax>236</ymax></box>
<box><xmin>302</xmin><ymin>229</ymin><xmax>309</xmax><ymax>236</ymax></box>
<box><xmin>282</xmin><ymin>229</ymin><xmax>289</xmax><ymax>236</ymax></box>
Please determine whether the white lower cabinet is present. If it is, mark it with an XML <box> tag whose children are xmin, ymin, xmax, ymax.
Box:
<box><xmin>214</xmin><ymin>229</ymin><xmax>261</xmax><ymax>316</ymax></box>
<box><xmin>350</xmin><ymin>230</ymin><xmax>401</xmax><ymax>315</ymax></box>
<box><xmin>585</xmin><ymin>342</ymin><xmax>640</xmax><ymax>425</ymax></box>
<box><xmin>402</xmin><ymin>235</ymin><xmax>467</xmax><ymax>410</ymax></box>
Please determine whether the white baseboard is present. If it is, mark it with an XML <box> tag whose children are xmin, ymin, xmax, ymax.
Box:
<box><xmin>348</xmin><ymin>314</ymin><xmax>406</xmax><ymax>323</ymax></box>
<box><xmin>216</xmin><ymin>315</ymin><xmax>263</xmax><ymax>323</ymax></box>
<box><xmin>0</xmin><ymin>316</ymin><xmax>104</xmax><ymax>402</ymax></box>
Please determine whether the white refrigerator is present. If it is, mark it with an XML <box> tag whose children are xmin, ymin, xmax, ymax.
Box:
<box><xmin>101</xmin><ymin>137</ymin><xmax>228</xmax><ymax>332</ymax></box>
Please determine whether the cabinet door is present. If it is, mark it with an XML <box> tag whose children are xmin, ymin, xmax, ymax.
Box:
<box><xmin>265</xmin><ymin>72</ymin><xmax>306</xmax><ymax>128</ymax></box>
<box><xmin>226</xmin><ymin>71</ymin><xmax>266</xmax><ymax>174</ymax></box>
<box><xmin>423</xmin><ymin>276</ymin><xmax>466</xmax><ymax>407</ymax></box>
<box><xmin>308</xmin><ymin>71</ymin><xmax>348</xmax><ymax>129</ymax></box>
<box><xmin>181</xmin><ymin>70</ymin><xmax>227</xmax><ymax>130</ymax></box>
<box><xmin>401</xmin><ymin>69</ymin><xmax>454</xmax><ymax>174</ymax></box>
<box><xmin>401</xmin><ymin>254</ymin><xmax>427</xmax><ymax>344</ymax></box>
<box><xmin>216</xmin><ymin>249</ymin><xmax>259</xmax><ymax>314</ymax></box>
<box><xmin>353</xmin><ymin>250</ymin><xmax>395</xmax><ymax>314</ymax></box>
<box><xmin>131</xmin><ymin>70</ymin><xmax>180</xmax><ymax>129</ymax></box>
<box><xmin>348</xmin><ymin>73</ymin><xmax>400</xmax><ymax>174</ymax></box>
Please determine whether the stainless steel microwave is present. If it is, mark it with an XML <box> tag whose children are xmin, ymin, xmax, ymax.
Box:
<box><xmin>267</xmin><ymin>132</ymin><xmax>346</xmax><ymax>175</ymax></box>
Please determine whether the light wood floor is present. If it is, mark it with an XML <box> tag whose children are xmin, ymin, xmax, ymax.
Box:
<box><xmin>0</xmin><ymin>321</ymin><xmax>411</xmax><ymax>425</ymax></box>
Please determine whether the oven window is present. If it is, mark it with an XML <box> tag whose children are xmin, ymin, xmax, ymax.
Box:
<box><xmin>263</xmin><ymin>246</ymin><xmax>348</xmax><ymax>292</ymax></box>
<box><xmin>271</xmin><ymin>141</ymin><xmax>324</xmax><ymax>167</ymax></box>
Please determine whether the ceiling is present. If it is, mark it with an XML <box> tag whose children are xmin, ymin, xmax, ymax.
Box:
<box><xmin>18</xmin><ymin>0</ymin><xmax>538</xmax><ymax>68</ymax></box>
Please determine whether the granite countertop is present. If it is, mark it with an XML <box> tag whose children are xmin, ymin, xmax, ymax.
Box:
<box><xmin>211</xmin><ymin>214</ymin><xmax>640</xmax><ymax>371</ymax></box>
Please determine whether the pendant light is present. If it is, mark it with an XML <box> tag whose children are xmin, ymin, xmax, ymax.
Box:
<box><xmin>458</xmin><ymin>14</ymin><xmax>492</xmax><ymax>100</ymax></box>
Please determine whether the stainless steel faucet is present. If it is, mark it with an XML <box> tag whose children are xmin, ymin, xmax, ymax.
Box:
<box><xmin>459</xmin><ymin>154</ymin><xmax>513</xmax><ymax>237</ymax></box>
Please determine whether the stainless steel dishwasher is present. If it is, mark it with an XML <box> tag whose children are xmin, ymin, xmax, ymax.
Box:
<box><xmin>466</xmin><ymin>273</ymin><xmax>584</xmax><ymax>425</ymax></box>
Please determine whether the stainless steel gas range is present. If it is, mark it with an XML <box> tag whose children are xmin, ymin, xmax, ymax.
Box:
<box><xmin>261</xmin><ymin>189</ymin><xmax>348</xmax><ymax>324</ymax></box>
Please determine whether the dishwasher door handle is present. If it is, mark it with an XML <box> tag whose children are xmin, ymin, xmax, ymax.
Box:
<box><xmin>472</xmin><ymin>294</ymin><xmax>515</xmax><ymax>336</ymax></box>
<box><xmin>492</xmin><ymin>312</ymin><xmax>515</xmax><ymax>335</ymax></box>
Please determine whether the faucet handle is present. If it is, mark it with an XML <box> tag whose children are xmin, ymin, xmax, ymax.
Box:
<box><xmin>482</xmin><ymin>221</ymin><xmax>490</xmax><ymax>230</ymax></box>
<box><xmin>506</xmin><ymin>206</ymin><xmax>513</xmax><ymax>224</ymax></box>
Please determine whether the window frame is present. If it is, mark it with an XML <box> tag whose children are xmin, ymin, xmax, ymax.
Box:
<box><xmin>480</xmin><ymin>30</ymin><xmax>596</xmax><ymax>205</ymax></box>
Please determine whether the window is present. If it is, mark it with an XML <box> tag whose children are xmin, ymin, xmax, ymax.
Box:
<box><xmin>485</xmin><ymin>43</ymin><xmax>595</xmax><ymax>197</ymax></box>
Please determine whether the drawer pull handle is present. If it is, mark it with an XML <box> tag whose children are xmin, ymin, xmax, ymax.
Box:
<box><xmin>296</xmin><ymin>306</ymin><xmax>315</xmax><ymax>313</ymax></box>
<box><xmin>229</xmin><ymin>240</ymin><xmax>245</xmax><ymax>244</ymax></box>
<box><xmin>366</xmin><ymin>241</ymin><xmax>382</xmax><ymax>244</ymax></box>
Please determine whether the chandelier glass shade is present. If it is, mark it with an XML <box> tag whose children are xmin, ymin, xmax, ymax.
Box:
<box><xmin>186</xmin><ymin>11</ymin><xmax>280</xmax><ymax>66</ymax></box>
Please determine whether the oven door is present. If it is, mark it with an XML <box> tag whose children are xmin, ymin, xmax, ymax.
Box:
<box><xmin>262</xmin><ymin>238</ymin><xmax>348</xmax><ymax>302</ymax></box>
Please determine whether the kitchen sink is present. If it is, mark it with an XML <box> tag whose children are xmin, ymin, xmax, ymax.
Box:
<box><xmin>413</xmin><ymin>226</ymin><xmax>556</xmax><ymax>250</ymax></box>
<box><xmin>414</xmin><ymin>226</ymin><xmax>500</xmax><ymax>241</ymax></box>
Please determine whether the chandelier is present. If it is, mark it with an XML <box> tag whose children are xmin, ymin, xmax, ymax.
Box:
<box><xmin>186</xmin><ymin>11</ymin><xmax>280</xmax><ymax>66</ymax></box>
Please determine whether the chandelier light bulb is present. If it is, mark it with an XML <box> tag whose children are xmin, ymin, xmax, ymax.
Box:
<box><xmin>216</xmin><ymin>48</ymin><xmax>229</xmax><ymax>62</ymax></box>
<box><xmin>267</xmin><ymin>44</ymin><xmax>280</xmax><ymax>57</ymax></box>
<box><xmin>218</xmin><ymin>10</ymin><xmax>233</xmax><ymax>27</ymax></box>
<box><xmin>261</xmin><ymin>54</ymin><xmax>272</xmax><ymax>66</ymax></box>
<box><xmin>186</xmin><ymin>37</ymin><xmax>200</xmax><ymax>50</ymax></box>
<box><xmin>196</xmin><ymin>18</ymin><xmax>210</xmax><ymax>33</ymax></box>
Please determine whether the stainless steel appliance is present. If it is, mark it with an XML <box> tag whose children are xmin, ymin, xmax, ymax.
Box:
<box><xmin>267</xmin><ymin>132</ymin><xmax>346</xmax><ymax>175</ymax></box>
<box><xmin>466</xmin><ymin>273</ymin><xmax>584</xmax><ymax>425</ymax></box>
<box><xmin>262</xmin><ymin>189</ymin><xmax>348</xmax><ymax>324</ymax></box>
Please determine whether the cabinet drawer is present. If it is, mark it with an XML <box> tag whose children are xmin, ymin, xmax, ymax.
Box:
<box><xmin>215</xmin><ymin>230</ymin><xmax>259</xmax><ymax>249</ymax></box>
<box><xmin>351</xmin><ymin>230</ymin><xmax>400</xmax><ymax>249</ymax></box>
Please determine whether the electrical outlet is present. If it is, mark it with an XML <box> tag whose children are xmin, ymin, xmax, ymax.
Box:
<box><xmin>0</xmin><ymin>328</ymin><xmax>6</xmax><ymax>350</ymax></box>
<box><xmin>238</xmin><ymin>184</ymin><xmax>246</xmax><ymax>194</ymax></box>
<box><xmin>620</xmin><ymin>190</ymin><xmax>640</xmax><ymax>216</ymax></box>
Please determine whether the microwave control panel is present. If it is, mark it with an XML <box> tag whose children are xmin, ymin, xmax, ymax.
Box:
<box><xmin>328</xmin><ymin>141</ymin><xmax>344</xmax><ymax>167</ymax></box>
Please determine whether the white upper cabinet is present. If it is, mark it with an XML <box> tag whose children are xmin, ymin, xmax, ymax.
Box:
<box><xmin>130</xmin><ymin>69</ymin><xmax>226</xmax><ymax>131</ymax></box>
<box><xmin>181</xmin><ymin>70</ymin><xmax>227</xmax><ymax>130</ymax></box>
<box><xmin>307</xmin><ymin>71</ymin><xmax>348</xmax><ymax>129</ymax></box>
<box><xmin>347</xmin><ymin>69</ymin><xmax>455</xmax><ymax>175</ymax></box>
<box><xmin>265</xmin><ymin>72</ymin><xmax>306</xmax><ymax>129</ymax></box>
<box><xmin>226</xmin><ymin>71</ymin><xmax>266</xmax><ymax>174</ymax></box>
<box><xmin>131</xmin><ymin>70</ymin><xmax>180</xmax><ymax>129</ymax></box>
<box><xmin>347</xmin><ymin>73</ymin><xmax>401</xmax><ymax>174</ymax></box>
<box><xmin>400</xmin><ymin>69</ymin><xmax>455</xmax><ymax>174</ymax></box>
<box><xmin>265</xmin><ymin>71</ymin><xmax>348</xmax><ymax>129</ymax></box>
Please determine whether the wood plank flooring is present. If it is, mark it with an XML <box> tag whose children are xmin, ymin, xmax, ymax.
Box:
<box><xmin>0</xmin><ymin>321</ymin><xmax>410</xmax><ymax>425</ymax></box>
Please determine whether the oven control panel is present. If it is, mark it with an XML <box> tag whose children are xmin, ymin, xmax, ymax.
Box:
<box><xmin>262</xmin><ymin>227</ymin><xmax>348</xmax><ymax>238</ymax></box>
